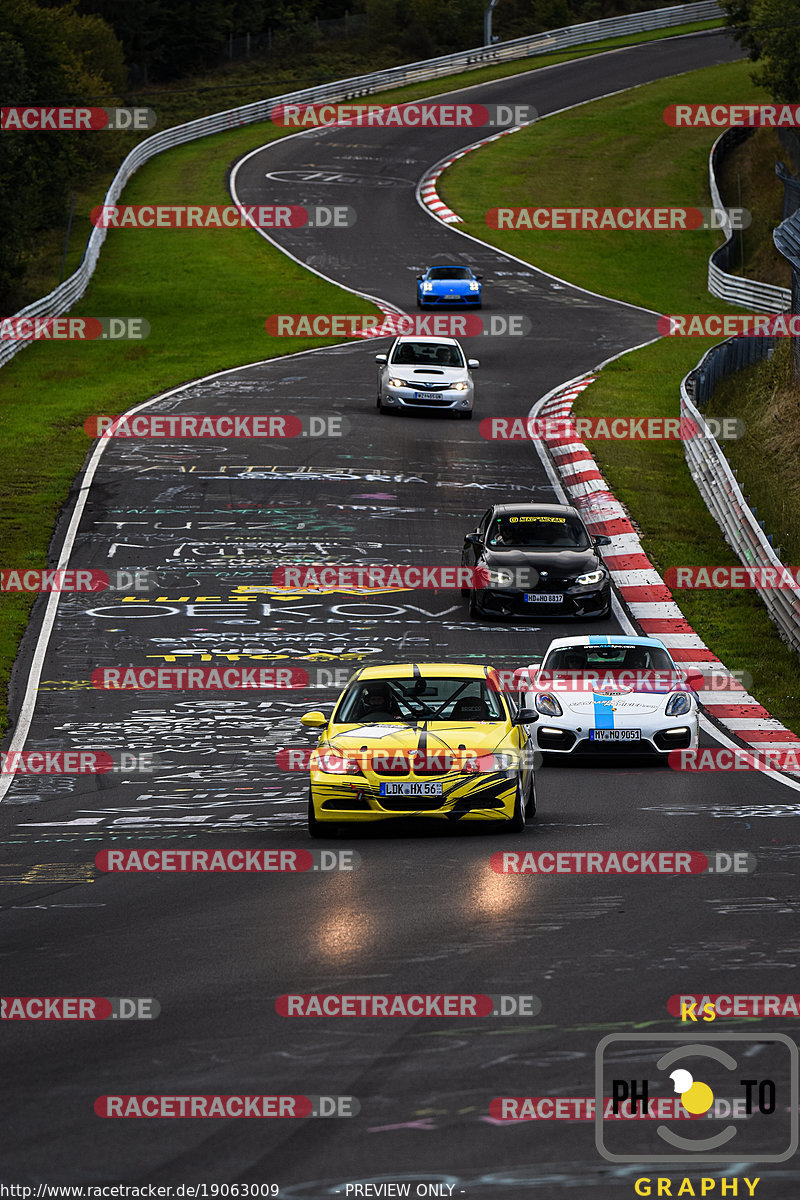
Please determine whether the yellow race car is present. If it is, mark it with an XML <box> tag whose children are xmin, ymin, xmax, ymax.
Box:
<box><xmin>300</xmin><ymin>663</ymin><xmax>538</xmax><ymax>836</ymax></box>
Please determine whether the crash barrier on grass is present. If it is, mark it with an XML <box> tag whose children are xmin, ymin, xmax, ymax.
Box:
<box><xmin>681</xmin><ymin>337</ymin><xmax>800</xmax><ymax>657</ymax></box>
<box><xmin>773</xmin><ymin>208</ymin><xmax>800</xmax><ymax>378</ymax></box>
<box><xmin>776</xmin><ymin>160</ymin><xmax>800</xmax><ymax>221</ymax></box>
<box><xmin>778</xmin><ymin>130</ymin><xmax>800</xmax><ymax>175</ymax></box>
<box><xmin>0</xmin><ymin>0</ymin><xmax>724</xmax><ymax>373</ymax></box>
<box><xmin>708</xmin><ymin>129</ymin><xmax>792</xmax><ymax>314</ymax></box>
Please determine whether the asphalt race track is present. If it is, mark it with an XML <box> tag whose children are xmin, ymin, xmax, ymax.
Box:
<box><xmin>4</xmin><ymin>28</ymin><xmax>800</xmax><ymax>1197</ymax></box>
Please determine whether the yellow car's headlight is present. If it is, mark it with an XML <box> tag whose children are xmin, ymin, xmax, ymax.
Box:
<box><xmin>315</xmin><ymin>751</ymin><xmax>363</xmax><ymax>775</ymax></box>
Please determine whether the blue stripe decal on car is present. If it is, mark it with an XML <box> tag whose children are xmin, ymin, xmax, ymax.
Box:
<box><xmin>592</xmin><ymin>695</ymin><xmax>615</xmax><ymax>729</ymax></box>
<box><xmin>589</xmin><ymin>636</ymin><xmax>610</xmax><ymax>646</ymax></box>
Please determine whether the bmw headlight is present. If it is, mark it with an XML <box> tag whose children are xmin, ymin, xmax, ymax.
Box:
<box><xmin>535</xmin><ymin>692</ymin><xmax>563</xmax><ymax>717</ymax></box>
<box><xmin>665</xmin><ymin>692</ymin><xmax>692</xmax><ymax>716</ymax></box>
<box><xmin>450</xmin><ymin>381</ymin><xmax>469</xmax><ymax>391</ymax></box>
<box><xmin>316</xmin><ymin>751</ymin><xmax>362</xmax><ymax>775</ymax></box>
<box><xmin>486</xmin><ymin>568</ymin><xmax>514</xmax><ymax>586</ymax></box>
<box><xmin>575</xmin><ymin>568</ymin><xmax>607</xmax><ymax>586</ymax></box>
<box><xmin>469</xmin><ymin>281</ymin><xmax>480</xmax><ymax>291</ymax></box>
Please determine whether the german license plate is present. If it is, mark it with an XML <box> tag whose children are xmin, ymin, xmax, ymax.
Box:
<box><xmin>379</xmin><ymin>781</ymin><xmax>444</xmax><ymax>797</ymax></box>
<box><xmin>589</xmin><ymin>729</ymin><xmax>641</xmax><ymax>741</ymax></box>
<box><xmin>524</xmin><ymin>593</ymin><xmax>563</xmax><ymax>603</ymax></box>
<box><xmin>414</xmin><ymin>391</ymin><xmax>435</xmax><ymax>400</ymax></box>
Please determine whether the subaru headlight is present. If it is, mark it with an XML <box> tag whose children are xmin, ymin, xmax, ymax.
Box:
<box><xmin>535</xmin><ymin>692</ymin><xmax>563</xmax><ymax>717</ymax></box>
<box><xmin>450</xmin><ymin>381</ymin><xmax>468</xmax><ymax>391</ymax></box>
<box><xmin>665</xmin><ymin>692</ymin><xmax>692</xmax><ymax>716</ymax></box>
<box><xmin>575</xmin><ymin>568</ymin><xmax>607</xmax><ymax>586</ymax></box>
<box><xmin>469</xmin><ymin>281</ymin><xmax>480</xmax><ymax>291</ymax></box>
<box><xmin>388</xmin><ymin>377</ymin><xmax>406</xmax><ymax>388</ymax></box>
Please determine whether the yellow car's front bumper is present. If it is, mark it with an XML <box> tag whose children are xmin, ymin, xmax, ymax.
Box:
<box><xmin>309</xmin><ymin>769</ymin><xmax>518</xmax><ymax>824</ymax></box>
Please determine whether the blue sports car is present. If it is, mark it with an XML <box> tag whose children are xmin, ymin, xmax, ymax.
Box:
<box><xmin>416</xmin><ymin>265</ymin><xmax>482</xmax><ymax>309</ymax></box>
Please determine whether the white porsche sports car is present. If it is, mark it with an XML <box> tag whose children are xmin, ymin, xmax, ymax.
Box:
<box><xmin>520</xmin><ymin>635</ymin><xmax>701</xmax><ymax>756</ymax></box>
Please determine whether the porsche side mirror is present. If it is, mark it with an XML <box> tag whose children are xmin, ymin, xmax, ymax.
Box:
<box><xmin>465</xmin><ymin>533</ymin><xmax>483</xmax><ymax>547</ymax></box>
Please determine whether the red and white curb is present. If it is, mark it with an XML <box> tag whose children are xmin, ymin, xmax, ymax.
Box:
<box><xmin>538</xmin><ymin>376</ymin><xmax>800</xmax><ymax>758</ymax></box>
<box><xmin>417</xmin><ymin>126</ymin><xmax>523</xmax><ymax>226</ymax></box>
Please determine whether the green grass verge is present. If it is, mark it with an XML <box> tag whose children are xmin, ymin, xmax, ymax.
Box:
<box><xmin>708</xmin><ymin>341</ymin><xmax>800</xmax><ymax>565</ymax></box>
<box><xmin>443</xmin><ymin>58</ymin><xmax>800</xmax><ymax>732</ymax></box>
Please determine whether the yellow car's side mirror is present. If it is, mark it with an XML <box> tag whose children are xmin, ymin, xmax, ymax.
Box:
<box><xmin>300</xmin><ymin>711</ymin><xmax>328</xmax><ymax>729</ymax></box>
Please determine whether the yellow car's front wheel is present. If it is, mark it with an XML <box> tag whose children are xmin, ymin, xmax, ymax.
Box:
<box><xmin>505</xmin><ymin>778</ymin><xmax>526</xmax><ymax>833</ymax></box>
<box><xmin>308</xmin><ymin>788</ymin><xmax>325</xmax><ymax>839</ymax></box>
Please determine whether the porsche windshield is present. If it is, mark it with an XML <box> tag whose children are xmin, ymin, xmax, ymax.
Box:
<box><xmin>543</xmin><ymin>645</ymin><xmax>674</xmax><ymax>672</ymax></box>
<box><xmin>428</xmin><ymin>267</ymin><xmax>472</xmax><ymax>280</ymax></box>
<box><xmin>336</xmin><ymin>677</ymin><xmax>506</xmax><ymax>723</ymax></box>
<box><xmin>487</xmin><ymin>513</ymin><xmax>590</xmax><ymax>549</ymax></box>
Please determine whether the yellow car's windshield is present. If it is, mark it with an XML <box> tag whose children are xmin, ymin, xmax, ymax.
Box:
<box><xmin>335</xmin><ymin>677</ymin><xmax>506</xmax><ymax>724</ymax></box>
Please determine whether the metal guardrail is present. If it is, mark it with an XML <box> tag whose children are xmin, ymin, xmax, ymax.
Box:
<box><xmin>681</xmin><ymin>338</ymin><xmax>800</xmax><ymax>656</ymax></box>
<box><xmin>773</xmin><ymin>208</ymin><xmax>800</xmax><ymax>378</ymax></box>
<box><xmin>707</xmin><ymin>129</ymin><xmax>791</xmax><ymax>313</ymax></box>
<box><xmin>0</xmin><ymin>0</ymin><xmax>723</xmax><ymax>371</ymax></box>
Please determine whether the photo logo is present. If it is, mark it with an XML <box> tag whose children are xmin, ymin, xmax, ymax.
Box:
<box><xmin>90</xmin><ymin>205</ymin><xmax>355</xmax><ymax>230</ymax></box>
<box><xmin>659</xmin><ymin>314</ymin><xmax>800</xmax><ymax>337</ymax></box>
<box><xmin>1</xmin><ymin>997</ymin><xmax>159</xmax><ymax>1019</ymax></box>
<box><xmin>480</xmin><ymin>416</ymin><xmax>744</xmax><ymax>442</ymax></box>
<box><xmin>270</xmin><ymin>102</ymin><xmax>536</xmax><ymax>128</ymax></box>
<box><xmin>492</xmin><ymin>851</ymin><xmax>753</xmax><ymax>875</ymax></box>
<box><xmin>265</xmin><ymin>314</ymin><xmax>531</xmax><ymax>338</ymax></box>
<box><xmin>665</xmin><ymin>566</ymin><xmax>800</xmax><ymax>589</ymax></box>
<box><xmin>667</xmin><ymin>1068</ymin><xmax>714</xmax><ymax>1115</ymax></box>
<box><xmin>669</xmin><ymin>994</ymin><xmax>800</xmax><ymax>1019</ymax></box>
<box><xmin>664</xmin><ymin>103</ymin><xmax>800</xmax><ymax>127</ymax></box>
<box><xmin>0</xmin><ymin>317</ymin><xmax>149</xmax><ymax>341</ymax></box>
<box><xmin>84</xmin><ymin>415</ymin><xmax>347</xmax><ymax>439</ymax></box>
<box><xmin>596</xmin><ymin>1033</ymin><xmax>798</xmax><ymax>1162</ymax></box>
<box><xmin>1</xmin><ymin>568</ymin><xmax>157</xmax><ymax>593</ymax></box>
<box><xmin>1</xmin><ymin>107</ymin><xmax>156</xmax><ymax>131</ymax></box>
<box><xmin>486</xmin><ymin>207</ymin><xmax>750</xmax><ymax>231</ymax></box>
<box><xmin>95</xmin><ymin>848</ymin><xmax>359</xmax><ymax>873</ymax></box>
<box><xmin>95</xmin><ymin>1094</ymin><xmax>358</xmax><ymax>1118</ymax></box>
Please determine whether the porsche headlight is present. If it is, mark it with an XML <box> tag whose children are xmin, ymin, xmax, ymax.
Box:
<box><xmin>535</xmin><ymin>692</ymin><xmax>563</xmax><ymax>717</ymax></box>
<box><xmin>468</xmin><ymin>281</ymin><xmax>480</xmax><ymax>291</ymax></box>
<box><xmin>422</xmin><ymin>282</ymin><xmax>434</xmax><ymax>292</ymax></box>
<box><xmin>575</xmin><ymin>568</ymin><xmax>607</xmax><ymax>586</ymax></box>
<box><xmin>665</xmin><ymin>692</ymin><xmax>692</xmax><ymax>716</ymax></box>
